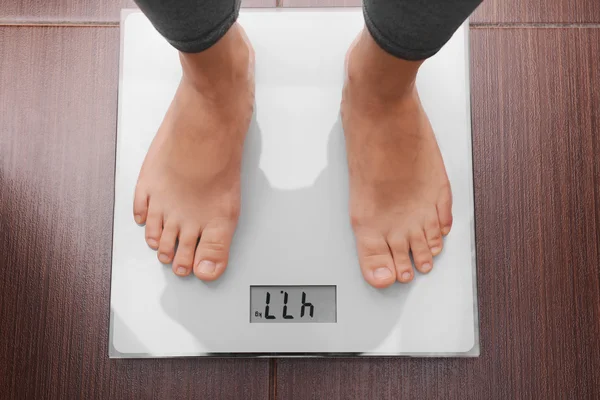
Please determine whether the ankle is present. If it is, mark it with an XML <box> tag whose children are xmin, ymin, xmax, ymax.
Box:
<box><xmin>179</xmin><ymin>24</ymin><xmax>250</xmax><ymax>97</ymax></box>
<box><xmin>347</xmin><ymin>29</ymin><xmax>423</xmax><ymax>101</ymax></box>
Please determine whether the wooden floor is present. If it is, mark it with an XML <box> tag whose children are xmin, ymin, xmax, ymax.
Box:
<box><xmin>1</xmin><ymin>1</ymin><xmax>599</xmax><ymax>399</ymax></box>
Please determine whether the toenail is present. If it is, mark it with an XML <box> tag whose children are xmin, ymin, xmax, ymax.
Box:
<box><xmin>134</xmin><ymin>214</ymin><xmax>143</xmax><ymax>224</ymax></box>
<box><xmin>373</xmin><ymin>267</ymin><xmax>392</xmax><ymax>280</ymax></box>
<box><xmin>159</xmin><ymin>253</ymin><xmax>170</xmax><ymax>263</ymax></box>
<box><xmin>146</xmin><ymin>238</ymin><xmax>158</xmax><ymax>248</ymax></box>
<box><xmin>198</xmin><ymin>260</ymin><xmax>216</xmax><ymax>274</ymax></box>
<box><xmin>176</xmin><ymin>266</ymin><xmax>187</xmax><ymax>275</ymax></box>
<box><xmin>421</xmin><ymin>263</ymin><xmax>432</xmax><ymax>272</ymax></box>
<box><xmin>431</xmin><ymin>247</ymin><xmax>441</xmax><ymax>255</ymax></box>
<box><xmin>401</xmin><ymin>272</ymin><xmax>412</xmax><ymax>281</ymax></box>
<box><xmin>441</xmin><ymin>227</ymin><xmax>451</xmax><ymax>236</ymax></box>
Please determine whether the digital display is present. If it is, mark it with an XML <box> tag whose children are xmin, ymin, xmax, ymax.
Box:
<box><xmin>250</xmin><ymin>286</ymin><xmax>336</xmax><ymax>323</ymax></box>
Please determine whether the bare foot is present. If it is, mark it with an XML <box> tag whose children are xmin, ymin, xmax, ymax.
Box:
<box><xmin>133</xmin><ymin>23</ymin><xmax>254</xmax><ymax>281</ymax></box>
<box><xmin>342</xmin><ymin>29</ymin><xmax>453</xmax><ymax>289</ymax></box>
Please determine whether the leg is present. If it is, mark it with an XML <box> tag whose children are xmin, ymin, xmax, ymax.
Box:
<box><xmin>343</xmin><ymin>0</ymin><xmax>482</xmax><ymax>288</ymax></box>
<box><xmin>133</xmin><ymin>0</ymin><xmax>254</xmax><ymax>281</ymax></box>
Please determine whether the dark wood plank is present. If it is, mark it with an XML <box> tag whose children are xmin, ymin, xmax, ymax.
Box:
<box><xmin>282</xmin><ymin>0</ymin><xmax>600</xmax><ymax>24</ymax></box>
<box><xmin>0</xmin><ymin>26</ymin><xmax>270</xmax><ymax>400</ymax></box>
<box><xmin>0</xmin><ymin>0</ymin><xmax>276</xmax><ymax>24</ymax></box>
<box><xmin>2</xmin><ymin>0</ymin><xmax>600</xmax><ymax>28</ymax></box>
<box><xmin>471</xmin><ymin>0</ymin><xmax>600</xmax><ymax>24</ymax></box>
<box><xmin>275</xmin><ymin>28</ymin><xmax>600</xmax><ymax>400</ymax></box>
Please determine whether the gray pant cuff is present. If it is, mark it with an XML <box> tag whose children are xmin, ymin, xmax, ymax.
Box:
<box><xmin>362</xmin><ymin>6</ymin><xmax>443</xmax><ymax>61</ymax></box>
<box><xmin>166</xmin><ymin>6</ymin><xmax>240</xmax><ymax>53</ymax></box>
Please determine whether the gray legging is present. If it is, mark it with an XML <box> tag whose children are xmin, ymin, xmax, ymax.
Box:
<box><xmin>135</xmin><ymin>0</ymin><xmax>482</xmax><ymax>61</ymax></box>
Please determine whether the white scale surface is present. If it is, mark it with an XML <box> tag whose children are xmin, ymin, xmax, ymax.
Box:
<box><xmin>110</xmin><ymin>9</ymin><xmax>479</xmax><ymax>357</ymax></box>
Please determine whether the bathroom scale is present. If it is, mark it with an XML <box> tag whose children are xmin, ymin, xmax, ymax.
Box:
<box><xmin>110</xmin><ymin>8</ymin><xmax>479</xmax><ymax>358</ymax></box>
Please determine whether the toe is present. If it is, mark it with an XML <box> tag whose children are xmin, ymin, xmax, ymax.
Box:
<box><xmin>409</xmin><ymin>232</ymin><xmax>433</xmax><ymax>274</ymax></box>
<box><xmin>133</xmin><ymin>185</ymin><xmax>149</xmax><ymax>225</ymax></box>
<box><xmin>144</xmin><ymin>206</ymin><xmax>163</xmax><ymax>250</ymax></box>
<box><xmin>388</xmin><ymin>235</ymin><xmax>414</xmax><ymax>283</ymax></box>
<box><xmin>424</xmin><ymin>214</ymin><xmax>443</xmax><ymax>256</ymax></box>
<box><xmin>354</xmin><ymin>230</ymin><xmax>396</xmax><ymax>288</ymax></box>
<box><xmin>157</xmin><ymin>222</ymin><xmax>178</xmax><ymax>264</ymax></box>
<box><xmin>437</xmin><ymin>190</ymin><xmax>453</xmax><ymax>236</ymax></box>
<box><xmin>193</xmin><ymin>218</ymin><xmax>236</xmax><ymax>281</ymax></box>
<box><xmin>172</xmin><ymin>228</ymin><xmax>198</xmax><ymax>277</ymax></box>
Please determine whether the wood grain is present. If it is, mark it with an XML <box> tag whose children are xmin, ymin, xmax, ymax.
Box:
<box><xmin>0</xmin><ymin>0</ymin><xmax>276</xmax><ymax>24</ymax></box>
<box><xmin>0</xmin><ymin>26</ymin><xmax>270</xmax><ymax>400</ymax></box>
<box><xmin>275</xmin><ymin>28</ymin><xmax>600</xmax><ymax>400</ymax></box>
<box><xmin>471</xmin><ymin>0</ymin><xmax>600</xmax><ymax>24</ymax></box>
<box><xmin>3</xmin><ymin>0</ymin><xmax>598</xmax><ymax>27</ymax></box>
<box><xmin>282</xmin><ymin>0</ymin><xmax>600</xmax><ymax>24</ymax></box>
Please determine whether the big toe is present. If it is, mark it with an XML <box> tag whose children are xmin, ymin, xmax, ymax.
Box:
<box><xmin>193</xmin><ymin>218</ymin><xmax>237</xmax><ymax>281</ymax></box>
<box><xmin>354</xmin><ymin>230</ymin><xmax>397</xmax><ymax>289</ymax></box>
